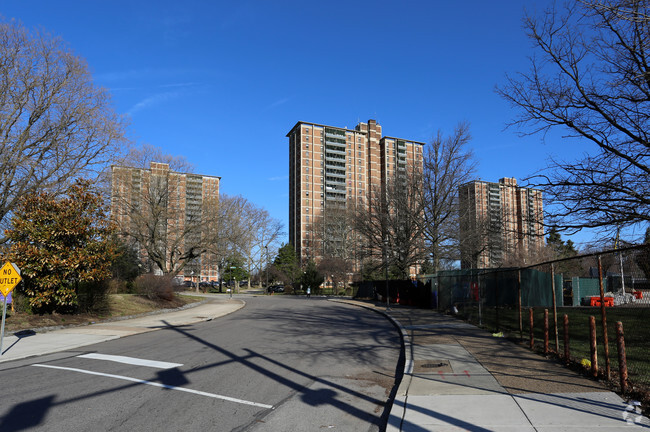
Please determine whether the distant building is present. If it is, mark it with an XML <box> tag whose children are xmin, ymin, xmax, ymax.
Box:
<box><xmin>459</xmin><ymin>177</ymin><xmax>544</xmax><ymax>268</ymax></box>
<box><xmin>110</xmin><ymin>162</ymin><xmax>221</xmax><ymax>281</ymax></box>
<box><xmin>287</xmin><ymin>119</ymin><xmax>424</xmax><ymax>274</ymax></box>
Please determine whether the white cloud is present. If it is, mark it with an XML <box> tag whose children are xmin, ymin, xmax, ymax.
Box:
<box><xmin>127</xmin><ymin>91</ymin><xmax>179</xmax><ymax>115</ymax></box>
<box><xmin>264</xmin><ymin>97</ymin><xmax>290</xmax><ymax>111</ymax></box>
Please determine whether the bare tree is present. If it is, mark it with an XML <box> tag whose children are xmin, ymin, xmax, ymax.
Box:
<box><xmin>423</xmin><ymin>122</ymin><xmax>477</xmax><ymax>271</ymax></box>
<box><xmin>355</xmin><ymin>168</ymin><xmax>427</xmax><ymax>279</ymax></box>
<box><xmin>317</xmin><ymin>256</ymin><xmax>353</xmax><ymax>293</ymax></box>
<box><xmin>0</xmin><ymin>20</ymin><xmax>128</xmax><ymax>241</ymax></box>
<box><xmin>309</xmin><ymin>206</ymin><xmax>359</xmax><ymax>264</ymax></box>
<box><xmin>497</xmin><ymin>0</ymin><xmax>650</xmax><ymax>236</ymax></box>
<box><xmin>237</xmin><ymin>204</ymin><xmax>284</xmax><ymax>288</ymax></box>
<box><xmin>112</xmin><ymin>164</ymin><xmax>223</xmax><ymax>276</ymax></box>
<box><xmin>119</xmin><ymin>143</ymin><xmax>194</xmax><ymax>174</ymax></box>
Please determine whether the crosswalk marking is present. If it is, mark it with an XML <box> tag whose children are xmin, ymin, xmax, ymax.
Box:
<box><xmin>77</xmin><ymin>353</ymin><xmax>182</xmax><ymax>369</ymax></box>
<box><xmin>32</xmin><ymin>364</ymin><xmax>274</xmax><ymax>409</ymax></box>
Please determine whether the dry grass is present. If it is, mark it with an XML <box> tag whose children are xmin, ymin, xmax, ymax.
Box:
<box><xmin>2</xmin><ymin>294</ymin><xmax>201</xmax><ymax>333</ymax></box>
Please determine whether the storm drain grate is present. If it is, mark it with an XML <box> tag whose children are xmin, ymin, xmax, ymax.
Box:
<box><xmin>413</xmin><ymin>359</ymin><xmax>453</xmax><ymax>373</ymax></box>
<box><xmin>421</xmin><ymin>362</ymin><xmax>447</xmax><ymax>368</ymax></box>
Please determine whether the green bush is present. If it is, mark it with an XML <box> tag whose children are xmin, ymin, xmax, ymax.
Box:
<box><xmin>11</xmin><ymin>290</ymin><xmax>32</xmax><ymax>314</ymax></box>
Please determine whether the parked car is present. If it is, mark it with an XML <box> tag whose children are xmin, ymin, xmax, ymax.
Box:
<box><xmin>267</xmin><ymin>285</ymin><xmax>284</xmax><ymax>293</ymax></box>
<box><xmin>181</xmin><ymin>280</ymin><xmax>196</xmax><ymax>288</ymax></box>
<box><xmin>199</xmin><ymin>281</ymin><xmax>212</xmax><ymax>288</ymax></box>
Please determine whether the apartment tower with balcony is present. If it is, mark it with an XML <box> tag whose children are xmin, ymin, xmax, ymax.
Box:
<box><xmin>459</xmin><ymin>177</ymin><xmax>544</xmax><ymax>269</ymax></box>
<box><xmin>111</xmin><ymin>162</ymin><xmax>221</xmax><ymax>281</ymax></box>
<box><xmin>288</xmin><ymin>119</ymin><xmax>424</xmax><ymax>269</ymax></box>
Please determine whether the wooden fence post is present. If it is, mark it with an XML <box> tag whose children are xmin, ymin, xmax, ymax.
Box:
<box><xmin>590</xmin><ymin>315</ymin><xmax>598</xmax><ymax>378</ymax></box>
<box><xmin>529</xmin><ymin>307</ymin><xmax>534</xmax><ymax>350</ymax></box>
<box><xmin>551</xmin><ymin>264</ymin><xmax>559</xmax><ymax>353</ymax></box>
<box><xmin>518</xmin><ymin>270</ymin><xmax>522</xmax><ymax>340</ymax></box>
<box><xmin>544</xmin><ymin>309</ymin><xmax>549</xmax><ymax>355</ymax></box>
<box><xmin>616</xmin><ymin>321</ymin><xmax>628</xmax><ymax>394</ymax></box>
<box><xmin>563</xmin><ymin>314</ymin><xmax>570</xmax><ymax>364</ymax></box>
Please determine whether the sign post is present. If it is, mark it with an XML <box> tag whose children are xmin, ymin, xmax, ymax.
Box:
<box><xmin>0</xmin><ymin>262</ymin><xmax>22</xmax><ymax>355</ymax></box>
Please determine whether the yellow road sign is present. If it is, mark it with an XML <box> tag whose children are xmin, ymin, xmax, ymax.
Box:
<box><xmin>0</xmin><ymin>262</ymin><xmax>21</xmax><ymax>297</ymax></box>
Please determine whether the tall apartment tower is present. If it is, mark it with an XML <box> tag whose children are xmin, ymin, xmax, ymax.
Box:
<box><xmin>288</xmin><ymin>119</ymin><xmax>424</xmax><ymax>267</ymax></box>
<box><xmin>111</xmin><ymin>162</ymin><xmax>221</xmax><ymax>281</ymax></box>
<box><xmin>459</xmin><ymin>177</ymin><xmax>544</xmax><ymax>269</ymax></box>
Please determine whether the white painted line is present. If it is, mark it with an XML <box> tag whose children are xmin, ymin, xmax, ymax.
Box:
<box><xmin>32</xmin><ymin>364</ymin><xmax>273</xmax><ymax>409</ymax></box>
<box><xmin>77</xmin><ymin>353</ymin><xmax>183</xmax><ymax>369</ymax></box>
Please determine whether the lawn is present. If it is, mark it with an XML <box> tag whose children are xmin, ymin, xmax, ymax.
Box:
<box><xmin>459</xmin><ymin>305</ymin><xmax>650</xmax><ymax>389</ymax></box>
<box><xmin>3</xmin><ymin>293</ymin><xmax>202</xmax><ymax>334</ymax></box>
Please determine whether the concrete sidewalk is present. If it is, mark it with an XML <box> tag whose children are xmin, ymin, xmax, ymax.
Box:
<box><xmin>0</xmin><ymin>296</ymin><xmax>244</xmax><ymax>363</ymax></box>
<box><xmin>336</xmin><ymin>300</ymin><xmax>650</xmax><ymax>432</ymax></box>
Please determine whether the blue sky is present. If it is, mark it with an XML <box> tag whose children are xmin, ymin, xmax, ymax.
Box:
<box><xmin>2</xmin><ymin>0</ymin><xmax>601</xmax><ymax>246</ymax></box>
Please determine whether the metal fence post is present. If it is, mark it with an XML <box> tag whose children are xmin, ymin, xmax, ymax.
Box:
<box><xmin>597</xmin><ymin>255</ymin><xmax>611</xmax><ymax>380</ymax></box>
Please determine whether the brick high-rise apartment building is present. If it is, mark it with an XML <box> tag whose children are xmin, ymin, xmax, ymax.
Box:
<box><xmin>111</xmin><ymin>162</ymin><xmax>221</xmax><ymax>281</ymax></box>
<box><xmin>459</xmin><ymin>177</ymin><xmax>544</xmax><ymax>269</ymax></box>
<box><xmin>288</xmin><ymin>119</ymin><xmax>424</xmax><ymax>268</ymax></box>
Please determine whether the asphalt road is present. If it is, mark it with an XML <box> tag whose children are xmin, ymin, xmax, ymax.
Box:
<box><xmin>0</xmin><ymin>296</ymin><xmax>402</xmax><ymax>432</ymax></box>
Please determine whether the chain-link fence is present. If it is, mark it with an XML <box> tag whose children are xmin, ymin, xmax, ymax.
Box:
<box><xmin>419</xmin><ymin>244</ymin><xmax>650</xmax><ymax>396</ymax></box>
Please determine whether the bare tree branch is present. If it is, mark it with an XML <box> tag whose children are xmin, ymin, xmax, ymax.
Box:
<box><xmin>422</xmin><ymin>121</ymin><xmax>476</xmax><ymax>271</ymax></box>
<box><xmin>0</xmin><ymin>20</ymin><xmax>129</xmax><ymax>241</ymax></box>
<box><xmin>497</xmin><ymin>0</ymin><xmax>650</xmax><ymax>236</ymax></box>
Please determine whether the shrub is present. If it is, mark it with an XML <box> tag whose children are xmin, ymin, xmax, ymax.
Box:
<box><xmin>134</xmin><ymin>274</ymin><xmax>175</xmax><ymax>301</ymax></box>
<box><xmin>11</xmin><ymin>290</ymin><xmax>32</xmax><ymax>314</ymax></box>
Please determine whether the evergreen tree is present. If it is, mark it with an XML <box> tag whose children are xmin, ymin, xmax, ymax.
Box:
<box><xmin>273</xmin><ymin>243</ymin><xmax>300</xmax><ymax>288</ymax></box>
<box><xmin>6</xmin><ymin>180</ymin><xmax>117</xmax><ymax>313</ymax></box>
<box><xmin>301</xmin><ymin>260</ymin><xmax>324</xmax><ymax>294</ymax></box>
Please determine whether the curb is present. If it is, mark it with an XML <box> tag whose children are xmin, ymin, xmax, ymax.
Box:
<box><xmin>0</xmin><ymin>299</ymin><xmax>246</xmax><ymax>363</ymax></box>
<box><xmin>328</xmin><ymin>299</ymin><xmax>410</xmax><ymax>432</ymax></box>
